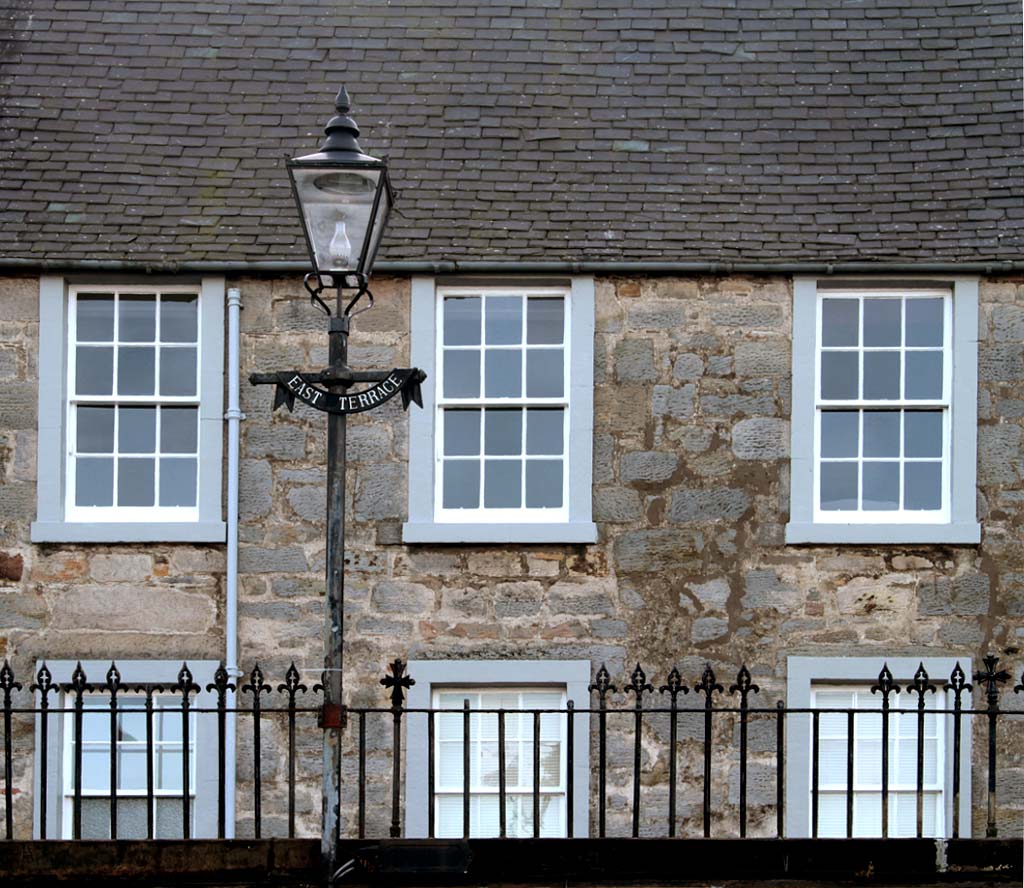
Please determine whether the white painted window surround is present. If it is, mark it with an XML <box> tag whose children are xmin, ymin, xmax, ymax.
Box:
<box><xmin>32</xmin><ymin>276</ymin><xmax>225</xmax><ymax>543</ymax></box>
<box><xmin>786</xmin><ymin>277</ymin><xmax>980</xmax><ymax>545</ymax></box>
<box><xmin>404</xmin><ymin>277</ymin><xmax>597</xmax><ymax>544</ymax></box>
<box><xmin>34</xmin><ymin>660</ymin><xmax>221</xmax><ymax>840</ymax></box>
<box><xmin>404</xmin><ymin>660</ymin><xmax>591</xmax><ymax>838</ymax></box>
<box><xmin>785</xmin><ymin>656</ymin><xmax>972</xmax><ymax>839</ymax></box>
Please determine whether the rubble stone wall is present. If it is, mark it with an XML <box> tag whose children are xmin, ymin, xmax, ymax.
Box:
<box><xmin>1</xmin><ymin>273</ymin><xmax>1023</xmax><ymax>839</ymax></box>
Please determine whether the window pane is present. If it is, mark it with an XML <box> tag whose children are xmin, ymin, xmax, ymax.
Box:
<box><xmin>821</xmin><ymin>298</ymin><xmax>859</xmax><ymax>347</ymax></box>
<box><xmin>484</xmin><ymin>459</ymin><xmax>521</xmax><ymax>507</ymax></box>
<box><xmin>526</xmin><ymin>409</ymin><xmax>564</xmax><ymax>455</ymax></box>
<box><xmin>76</xmin><ymin>346</ymin><xmax>114</xmax><ymax>395</ymax></box>
<box><xmin>444</xmin><ymin>296</ymin><xmax>481</xmax><ymax>345</ymax></box>
<box><xmin>118</xmin><ymin>749</ymin><xmax>147</xmax><ymax>790</ymax></box>
<box><xmin>863</xmin><ymin>299</ymin><xmax>901</xmax><ymax>347</ymax></box>
<box><xmin>905</xmin><ymin>411</ymin><xmax>942</xmax><ymax>458</ymax></box>
<box><xmin>444</xmin><ymin>410</ymin><xmax>480</xmax><ymax>456</ymax></box>
<box><xmin>526</xmin><ymin>350</ymin><xmax>563</xmax><ymax>397</ymax></box>
<box><xmin>863</xmin><ymin>351</ymin><xmax>900</xmax><ymax>400</ymax></box>
<box><xmin>155</xmin><ymin>799</ymin><xmax>188</xmax><ymax>839</ymax></box>
<box><xmin>863</xmin><ymin>411</ymin><xmax>899</xmax><ymax>457</ymax></box>
<box><xmin>160</xmin><ymin>295</ymin><xmax>198</xmax><ymax>343</ymax></box>
<box><xmin>160</xmin><ymin>348</ymin><xmax>197</xmax><ymax>396</ymax></box>
<box><xmin>485</xmin><ymin>349</ymin><xmax>521</xmax><ymax>398</ymax></box>
<box><xmin>158</xmin><ymin>749</ymin><xmax>183</xmax><ymax>791</ymax></box>
<box><xmin>485</xmin><ymin>296</ymin><xmax>522</xmax><ymax>345</ymax></box>
<box><xmin>527</xmin><ymin>298</ymin><xmax>564</xmax><ymax>345</ymax></box>
<box><xmin>160</xmin><ymin>458</ymin><xmax>197</xmax><ymax>507</ymax></box>
<box><xmin>81</xmin><ymin>799</ymin><xmax>109</xmax><ymax>838</ymax></box>
<box><xmin>81</xmin><ymin>750</ymin><xmax>110</xmax><ymax>791</ymax></box>
<box><xmin>820</xmin><ymin>411</ymin><xmax>858</xmax><ymax>458</ymax></box>
<box><xmin>118</xmin><ymin>347</ymin><xmax>155</xmax><ymax>395</ymax></box>
<box><xmin>905</xmin><ymin>298</ymin><xmax>944</xmax><ymax>346</ymax></box>
<box><xmin>485</xmin><ymin>409</ymin><xmax>521</xmax><ymax>455</ymax></box>
<box><xmin>161</xmin><ymin>407</ymin><xmax>199</xmax><ymax>453</ymax></box>
<box><xmin>443</xmin><ymin>351</ymin><xmax>480</xmax><ymax>398</ymax></box>
<box><xmin>76</xmin><ymin>294</ymin><xmax>114</xmax><ymax>341</ymax></box>
<box><xmin>905</xmin><ymin>352</ymin><xmax>943</xmax><ymax>400</ymax></box>
<box><xmin>863</xmin><ymin>462</ymin><xmax>899</xmax><ymax>511</ymax></box>
<box><xmin>443</xmin><ymin>461</ymin><xmax>479</xmax><ymax>509</ymax></box>
<box><xmin>526</xmin><ymin>461</ymin><xmax>562</xmax><ymax>508</ymax></box>
<box><xmin>77</xmin><ymin>406</ymin><xmax>114</xmax><ymax>453</ymax></box>
<box><xmin>905</xmin><ymin>462</ymin><xmax>942</xmax><ymax>510</ymax></box>
<box><xmin>820</xmin><ymin>352</ymin><xmax>858</xmax><ymax>400</ymax></box>
<box><xmin>119</xmin><ymin>295</ymin><xmax>156</xmax><ymax>342</ymax></box>
<box><xmin>118</xmin><ymin>458</ymin><xmax>154</xmax><ymax>506</ymax></box>
<box><xmin>118</xmin><ymin>406</ymin><xmax>156</xmax><ymax>453</ymax></box>
<box><xmin>76</xmin><ymin>457</ymin><xmax>113</xmax><ymax>506</ymax></box>
<box><xmin>821</xmin><ymin>462</ymin><xmax>857</xmax><ymax>511</ymax></box>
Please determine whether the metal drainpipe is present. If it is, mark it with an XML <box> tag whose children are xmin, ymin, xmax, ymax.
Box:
<box><xmin>225</xmin><ymin>286</ymin><xmax>244</xmax><ymax>838</ymax></box>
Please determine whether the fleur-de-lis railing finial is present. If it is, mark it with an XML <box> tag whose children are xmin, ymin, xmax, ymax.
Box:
<box><xmin>0</xmin><ymin>660</ymin><xmax>20</xmax><ymax>697</ymax></box>
<box><xmin>624</xmin><ymin>663</ymin><xmax>653</xmax><ymax>705</ymax></box>
<box><xmin>206</xmin><ymin>662</ymin><xmax>236</xmax><ymax>698</ymax></box>
<box><xmin>278</xmin><ymin>662</ymin><xmax>308</xmax><ymax>704</ymax></box>
<box><xmin>659</xmin><ymin>666</ymin><xmax>688</xmax><ymax>704</ymax></box>
<box><xmin>31</xmin><ymin>661</ymin><xmax>54</xmax><ymax>700</ymax></box>
<box><xmin>974</xmin><ymin>654</ymin><xmax>1010</xmax><ymax>708</ymax></box>
<box><xmin>870</xmin><ymin>663</ymin><xmax>900</xmax><ymax>701</ymax></box>
<box><xmin>106</xmin><ymin>661</ymin><xmax>122</xmax><ymax>695</ymax></box>
<box><xmin>945</xmin><ymin>661</ymin><xmax>973</xmax><ymax>702</ymax></box>
<box><xmin>907</xmin><ymin>662</ymin><xmax>935</xmax><ymax>701</ymax></box>
<box><xmin>380</xmin><ymin>659</ymin><xmax>415</xmax><ymax>710</ymax></box>
<box><xmin>242</xmin><ymin>663</ymin><xmax>272</xmax><ymax>700</ymax></box>
<box><xmin>694</xmin><ymin>664</ymin><xmax>723</xmax><ymax>701</ymax></box>
<box><xmin>589</xmin><ymin>663</ymin><xmax>617</xmax><ymax>705</ymax></box>
<box><xmin>729</xmin><ymin>664</ymin><xmax>760</xmax><ymax>706</ymax></box>
<box><xmin>174</xmin><ymin>663</ymin><xmax>200</xmax><ymax>700</ymax></box>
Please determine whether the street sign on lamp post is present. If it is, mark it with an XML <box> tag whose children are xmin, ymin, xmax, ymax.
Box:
<box><xmin>251</xmin><ymin>88</ymin><xmax>423</xmax><ymax>881</ymax></box>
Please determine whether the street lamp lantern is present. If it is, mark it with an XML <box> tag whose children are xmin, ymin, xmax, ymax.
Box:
<box><xmin>287</xmin><ymin>86</ymin><xmax>394</xmax><ymax>286</ymax></box>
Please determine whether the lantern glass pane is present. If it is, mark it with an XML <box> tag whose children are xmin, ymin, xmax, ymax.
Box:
<box><xmin>290</xmin><ymin>165</ymin><xmax>383</xmax><ymax>274</ymax></box>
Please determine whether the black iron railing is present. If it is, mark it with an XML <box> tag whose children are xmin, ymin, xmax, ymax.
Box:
<box><xmin>1</xmin><ymin>656</ymin><xmax>1022</xmax><ymax>841</ymax></box>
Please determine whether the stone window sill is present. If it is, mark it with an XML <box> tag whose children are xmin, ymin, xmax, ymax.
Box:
<box><xmin>31</xmin><ymin>521</ymin><xmax>227</xmax><ymax>544</ymax></box>
<box><xmin>402</xmin><ymin>522</ymin><xmax>598</xmax><ymax>545</ymax></box>
<box><xmin>785</xmin><ymin>522</ymin><xmax>981</xmax><ymax>545</ymax></box>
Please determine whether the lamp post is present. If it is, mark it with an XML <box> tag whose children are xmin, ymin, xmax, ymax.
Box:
<box><xmin>250</xmin><ymin>88</ymin><xmax>424</xmax><ymax>877</ymax></box>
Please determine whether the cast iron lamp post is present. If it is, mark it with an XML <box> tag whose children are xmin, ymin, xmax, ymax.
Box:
<box><xmin>250</xmin><ymin>88</ymin><xmax>423</xmax><ymax>878</ymax></box>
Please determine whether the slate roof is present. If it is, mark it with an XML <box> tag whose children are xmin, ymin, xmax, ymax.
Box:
<box><xmin>1</xmin><ymin>0</ymin><xmax>1022</xmax><ymax>267</ymax></box>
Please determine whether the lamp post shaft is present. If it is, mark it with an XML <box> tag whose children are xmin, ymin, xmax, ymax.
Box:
<box><xmin>322</xmin><ymin>308</ymin><xmax>349</xmax><ymax>869</ymax></box>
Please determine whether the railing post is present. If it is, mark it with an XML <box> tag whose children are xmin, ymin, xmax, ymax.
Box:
<box><xmin>588</xmin><ymin>665</ymin><xmax>616</xmax><ymax>838</ymax></box>
<box><xmin>381</xmin><ymin>659</ymin><xmax>414</xmax><ymax>839</ymax></box>
<box><xmin>278</xmin><ymin>663</ymin><xmax>307</xmax><ymax>839</ymax></box>
<box><xmin>870</xmin><ymin>664</ymin><xmax>899</xmax><ymax>838</ymax></box>
<box><xmin>175</xmin><ymin>664</ymin><xmax>199</xmax><ymax>840</ymax></box>
<box><xmin>659</xmin><ymin>667</ymin><xmax>688</xmax><ymax>838</ymax></box>
<box><xmin>242</xmin><ymin>665</ymin><xmax>271</xmax><ymax>839</ymax></box>
<box><xmin>69</xmin><ymin>662</ymin><xmax>91</xmax><ymax>841</ymax></box>
<box><xmin>729</xmin><ymin>665</ymin><xmax>759</xmax><ymax>839</ymax></box>
<box><xmin>974</xmin><ymin>655</ymin><xmax>1010</xmax><ymax>837</ymax></box>
<box><xmin>105</xmin><ymin>663</ymin><xmax>121</xmax><ymax>839</ymax></box>
<box><xmin>1</xmin><ymin>661</ymin><xmax>21</xmax><ymax>841</ymax></box>
<box><xmin>945</xmin><ymin>663</ymin><xmax>972</xmax><ymax>840</ymax></box>
<box><xmin>207</xmin><ymin>663</ymin><xmax>236</xmax><ymax>840</ymax></box>
<box><xmin>694</xmin><ymin>665</ymin><xmax>723</xmax><ymax>838</ymax></box>
<box><xmin>907</xmin><ymin>663</ymin><xmax>935</xmax><ymax>838</ymax></box>
<box><xmin>31</xmin><ymin>664</ymin><xmax>55</xmax><ymax>841</ymax></box>
<box><xmin>625</xmin><ymin>664</ymin><xmax>653</xmax><ymax>837</ymax></box>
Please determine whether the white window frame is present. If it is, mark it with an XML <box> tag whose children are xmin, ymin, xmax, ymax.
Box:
<box><xmin>786</xmin><ymin>277</ymin><xmax>980</xmax><ymax>545</ymax></box>
<box><xmin>404</xmin><ymin>660</ymin><xmax>591</xmax><ymax>838</ymax></box>
<box><xmin>404</xmin><ymin>277</ymin><xmax>597</xmax><ymax>544</ymax></box>
<box><xmin>33</xmin><ymin>660</ymin><xmax>222</xmax><ymax>840</ymax></box>
<box><xmin>31</xmin><ymin>276</ymin><xmax>226</xmax><ymax>543</ymax></box>
<box><xmin>785</xmin><ymin>656</ymin><xmax>972</xmax><ymax>839</ymax></box>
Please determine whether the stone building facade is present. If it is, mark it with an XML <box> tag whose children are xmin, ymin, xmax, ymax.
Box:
<box><xmin>1</xmin><ymin>270</ymin><xmax>1023</xmax><ymax>839</ymax></box>
<box><xmin>1</xmin><ymin>0</ymin><xmax>1021</xmax><ymax>859</ymax></box>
